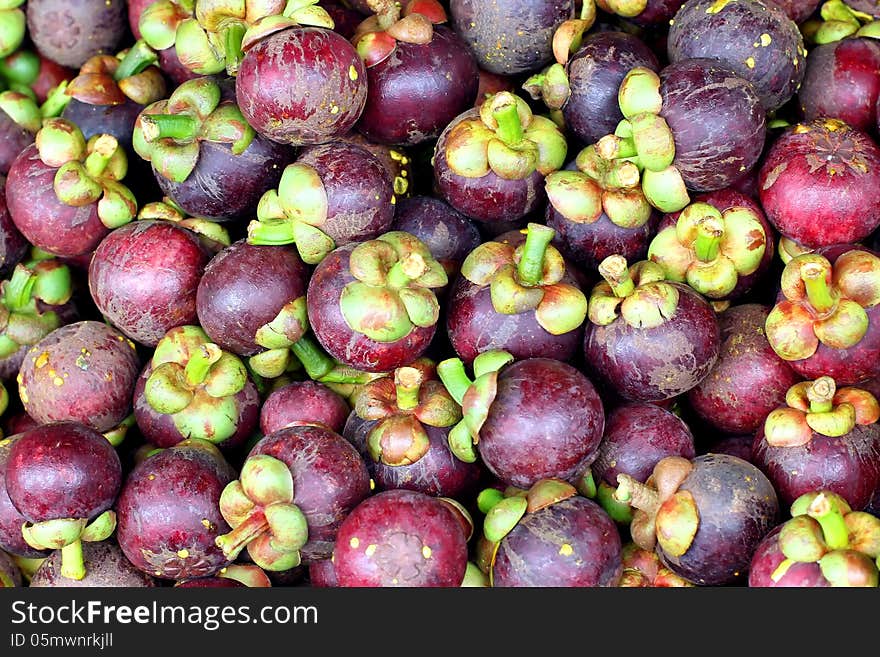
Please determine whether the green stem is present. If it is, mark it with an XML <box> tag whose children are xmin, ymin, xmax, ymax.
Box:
<box><xmin>222</xmin><ymin>22</ymin><xmax>246</xmax><ymax>74</ymax></box>
<box><xmin>436</xmin><ymin>358</ymin><xmax>472</xmax><ymax>406</ymax></box>
<box><xmin>3</xmin><ymin>265</ymin><xmax>35</xmax><ymax>312</ymax></box>
<box><xmin>39</xmin><ymin>80</ymin><xmax>71</xmax><ymax>118</ymax></box>
<box><xmin>140</xmin><ymin>114</ymin><xmax>198</xmax><ymax>142</ymax></box>
<box><xmin>807</xmin><ymin>495</ymin><xmax>850</xmax><ymax>551</ymax></box>
<box><xmin>247</xmin><ymin>218</ymin><xmax>296</xmax><ymax>246</ymax></box>
<box><xmin>290</xmin><ymin>334</ymin><xmax>336</xmax><ymax>380</ymax></box>
<box><xmin>395</xmin><ymin>368</ymin><xmax>421</xmax><ymax>411</ymax></box>
<box><xmin>214</xmin><ymin>509</ymin><xmax>269</xmax><ymax>560</ymax></box>
<box><xmin>801</xmin><ymin>263</ymin><xmax>837</xmax><ymax>314</ymax></box>
<box><xmin>386</xmin><ymin>254</ymin><xmax>427</xmax><ymax>289</ymax></box>
<box><xmin>517</xmin><ymin>223</ymin><xmax>555</xmax><ymax>286</ymax></box>
<box><xmin>493</xmin><ymin>102</ymin><xmax>524</xmax><ymax>146</ymax></box>
<box><xmin>184</xmin><ymin>344</ymin><xmax>220</xmax><ymax>386</ymax></box>
<box><xmin>60</xmin><ymin>539</ymin><xmax>86</xmax><ymax>581</ymax></box>
<box><xmin>693</xmin><ymin>217</ymin><xmax>724</xmax><ymax>262</ymax></box>
<box><xmin>808</xmin><ymin>376</ymin><xmax>836</xmax><ymax>414</ymax></box>
<box><xmin>598</xmin><ymin>255</ymin><xmax>635</xmax><ymax>298</ymax></box>
<box><xmin>83</xmin><ymin>137</ymin><xmax>116</xmax><ymax>178</ymax></box>
<box><xmin>114</xmin><ymin>39</ymin><xmax>158</xmax><ymax>81</ymax></box>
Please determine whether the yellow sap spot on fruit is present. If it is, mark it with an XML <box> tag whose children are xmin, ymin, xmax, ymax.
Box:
<box><xmin>369</xmin><ymin>479</ymin><xmax>375</xmax><ymax>490</ymax></box>
<box><xmin>53</xmin><ymin>377</ymin><xmax>63</xmax><ymax>386</ymax></box>
<box><xmin>148</xmin><ymin>474</ymin><xmax>155</xmax><ymax>480</ymax></box>
<box><xmin>559</xmin><ymin>543</ymin><xmax>574</xmax><ymax>556</ymax></box>
<box><xmin>201</xmin><ymin>519</ymin><xmax>212</xmax><ymax>529</ymax></box>
<box><xmin>349</xmin><ymin>537</ymin><xmax>360</xmax><ymax>548</ymax></box>
<box><xmin>390</xmin><ymin>195</ymin><xmax>396</xmax><ymax>205</ymax></box>
<box><xmin>35</xmin><ymin>352</ymin><xmax>50</xmax><ymax>368</ymax></box>
<box><xmin>177</xmin><ymin>549</ymin><xmax>189</xmax><ymax>559</ymax></box>
<box><xmin>47</xmin><ymin>369</ymin><xmax>56</xmax><ymax>378</ymax></box>
<box><xmin>117</xmin><ymin>335</ymin><xmax>125</xmax><ymax>341</ymax></box>
<box><xmin>745</xmin><ymin>57</ymin><xmax>755</xmax><ymax>69</ymax></box>
<box><xmin>105</xmin><ymin>372</ymin><xmax>113</xmax><ymax>381</ymax></box>
<box><xmin>349</xmin><ymin>65</ymin><xmax>359</xmax><ymax>81</ymax></box>
<box><xmin>127</xmin><ymin>340</ymin><xmax>136</xmax><ymax>350</ymax></box>
<box><xmin>330</xmin><ymin>105</ymin><xmax>339</xmax><ymax>115</ymax></box>
<box><xmin>422</xmin><ymin>546</ymin><xmax>432</xmax><ymax>559</ymax></box>
<box><xmin>391</xmin><ymin>578</ymin><xmax>399</xmax><ymax>584</ymax></box>
<box><xmin>19</xmin><ymin>387</ymin><xmax>27</xmax><ymax>404</ymax></box>
<box><xmin>393</xmin><ymin>177</ymin><xmax>408</xmax><ymax>195</ymax></box>
<box><xmin>706</xmin><ymin>0</ymin><xmax>731</xmax><ymax>13</ymax></box>
<box><xmin>794</xmin><ymin>125</ymin><xmax>810</xmax><ymax>134</ymax></box>
<box><xmin>760</xmin><ymin>33</ymin><xmax>771</xmax><ymax>46</ymax></box>
<box><xmin>365</xmin><ymin>544</ymin><xmax>377</xmax><ymax>556</ymax></box>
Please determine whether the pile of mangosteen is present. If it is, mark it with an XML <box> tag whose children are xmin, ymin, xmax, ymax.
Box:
<box><xmin>2</xmin><ymin>0</ymin><xmax>880</xmax><ymax>589</ymax></box>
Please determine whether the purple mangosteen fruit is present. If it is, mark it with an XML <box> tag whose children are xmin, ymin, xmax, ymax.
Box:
<box><xmin>261</xmin><ymin>380</ymin><xmax>351</xmax><ymax>435</ymax></box>
<box><xmin>26</xmin><ymin>0</ymin><xmax>127</xmax><ymax>69</ymax></box>
<box><xmin>618</xmin><ymin>543</ymin><xmax>694</xmax><ymax>587</ymax></box>
<box><xmin>0</xmin><ymin>435</ymin><xmax>47</xmax><ymax>558</ymax></box>
<box><xmin>29</xmin><ymin>540</ymin><xmax>157</xmax><ymax>587</ymax></box>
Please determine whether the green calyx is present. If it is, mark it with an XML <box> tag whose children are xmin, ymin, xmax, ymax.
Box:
<box><xmin>215</xmin><ymin>454</ymin><xmax>309</xmax><ymax>571</ymax></box>
<box><xmin>437</xmin><ymin>351</ymin><xmax>513</xmax><ymax>461</ymax></box>
<box><xmin>522</xmin><ymin>63</ymin><xmax>572</xmax><ymax>111</ymax></box>
<box><xmin>0</xmin><ymin>2</ymin><xmax>25</xmax><ymax>60</ymax></box>
<box><xmin>138</xmin><ymin>198</ymin><xmax>232</xmax><ymax>249</ymax></box>
<box><xmin>145</xmin><ymin>325</ymin><xmax>249</xmax><ymax>445</ymax></box>
<box><xmin>480</xmin><ymin>478</ymin><xmax>578</xmax><ymax>543</ymax></box>
<box><xmin>0</xmin><ymin>90</ymin><xmax>41</xmax><ymax>133</ymax></box>
<box><xmin>247</xmin><ymin>162</ymin><xmax>334</xmax><ymax>264</ymax></box>
<box><xmin>339</xmin><ymin>231</ymin><xmax>447</xmax><ymax>343</ymax></box>
<box><xmin>21</xmin><ymin>510</ymin><xmax>116</xmax><ymax>581</ymax></box>
<box><xmin>139</xmin><ymin>0</ymin><xmax>194</xmax><ymax>52</ymax></box>
<box><xmin>647</xmin><ymin>202</ymin><xmax>767</xmax><ymax>300</ymax></box>
<box><xmin>801</xmin><ymin>0</ymin><xmax>880</xmax><ymax>44</ymax></box>
<box><xmin>133</xmin><ymin>76</ymin><xmax>255</xmax><ymax>183</ymax></box>
<box><xmin>588</xmin><ymin>255</ymin><xmax>678</xmax><ymax>329</ymax></box>
<box><xmin>445</xmin><ymin>91</ymin><xmax>567</xmax><ymax>181</ymax></box>
<box><xmin>459</xmin><ymin>225</ymin><xmax>588</xmax><ymax>336</ymax></box>
<box><xmin>0</xmin><ymin>257</ymin><xmax>72</xmax><ymax>358</ymax></box>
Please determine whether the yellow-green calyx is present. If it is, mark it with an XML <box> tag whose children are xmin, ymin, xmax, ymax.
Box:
<box><xmin>0</xmin><ymin>254</ymin><xmax>73</xmax><ymax>359</ymax></box>
<box><xmin>354</xmin><ymin>360</ymin><xmax>463</xmax><ymax>466</ymax></box>
<box><xmin>21</xmin><ymin>510</ymin><xmax>117</xmax><ymax>581</ymax></box>
<box><xmin>763</xmin><ymin>377</ymin><xmax>880</xmax><ymax>446</ymax></box>
<box><xmin>585</xmin><ymin>67</ymin><xmax>690</xmax><ymax>214</ymax></box>
<box><xmin>133</xmin><ymin>76</ymin><xmax>256</xmax><ymax>184</ymax></box>
<box><xmin>36</xmin><ymin>118</ymin><xmax>137</xmax><ymax>229</ymax></box>
<box><xmin>648</xmin><ymin>201</ymin><xmax>767</xmax><ymax>299</ymax></box>
<box><xmin>460</xmin><ymin>223</ymin><xmax>588</xmax><ymax>335</ymax></box>
<box><xmin>596</xmin><ymin>0</ymin><xmax>648</xmax><ymax>19</ymax></box>
<box><xmin>65</xmin><ymin>42</ymin><xmax>166</xmax><ymax>108</ymax></box>
<box><xmin>771</xmin><ymin>491</ymin><xmax>880</xmax><ymax>586</ymax></box>
<box><xmin>0</xmin><ymin>0</ymin><xmax>25</xmax><ymax>59</ymax></box>
<box><xmin>339</xmin><ymin>231</ymin><xmax>447</xmax><ymax>343</ymax></box>
<box><xmin>801</xmin><ymin>0</ymin><xmax>880</xmax><ymax>44</ymax></box>
<box><xmin>144</xmin><ymin>325</ymin><xmax>250</xmax><ymax>445</ymax></box>
<box><xmin>0</xmin><ymin>90</ymin><xmax>42</xmax><ymax>134</ymax></box>
<box><xmin>437</xmin><ymin>351</ymin><xmax>514</xmax><ymax>463</ymax></box>
<box><xmin>138</xmin><ymin>197</ymin><xmax>232</xmax><ymax>249</ymax></box>
<box><xmin>215</xmin><ymin>454</ymin><xmax>308</xmax><ymax>571</ymax></box>
<box><xmin>544</xmin><ymin>148</ymin><xmax>653</xmax><ymax>229</ymax></box>
<box><xmin>353</xmin><ymin>0</ymin><xmax>448</xmax><ymax>67</ymax></box>
<box><xmin>480</xmin><ymin>478</ymin><xmax>578</xmax><ymax>543</ymax></box>
<box><xmin>765</xmin><ymin>250</ymin><xmax>880</xmax><ymax>362</ymax></box>
<box><xmin>588</xmin><ymin>255</ymin><xmax>680</xmax><ymax>329</ymax></box>
<box><xmin>614</xmin><ymin>456</ymin><xmax>696</xmax><ymax>557</ymax></box>
<box><xmin>444</xmin><ymin>91</ymin><xmax>567</xmax><ymax>181</ymax></box>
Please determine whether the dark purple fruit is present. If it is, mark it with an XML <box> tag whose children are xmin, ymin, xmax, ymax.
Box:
<box><xmin>261</xmin><ymin>380</ymin><xmax>351</xmax><ymax>435</ymax></box>
<box><xmin>27</xmin><ymin>0</ymin><xmax>127</xmax><ymax>69</ymax></box>
<box><xmin>0</xmin><ymin>435</ymin><xmax>47</xmax><ymax>558</ymax></box>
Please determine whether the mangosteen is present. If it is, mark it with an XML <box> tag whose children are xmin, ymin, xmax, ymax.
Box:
<box><xmin>0</xmin><ymin>435</ymin><xmax>47</xmax><ymax>558</ymax></box>
<box><xmin>261</xmin><ymin>380</ymin><xmax>351</xmax><ymax>435</ymax></box>
<box><xmin>26</xmin><ymin>0</ymin><xmax>127</xmax><ymax>69</ymax></box>
<box><xmin>618</xmin><ymin>543</ymin><xmax>694</xmax><ymax>587</ymax></box>
<box><xmin>0</xmin><ymin>91</ymin><xmax>40</xmax><ymax>175</ymax></box>
<box><xmin>29</xmin><ymin>540</ymin><xmax>157</xmax><ymax>587</ymax></box>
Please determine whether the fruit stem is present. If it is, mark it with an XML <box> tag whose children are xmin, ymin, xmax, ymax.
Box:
<box><xmin>693</xmin><ymin>215</ymin><xmax>724</xmax><ymax>262</ymax></box>
<box><xmin>386</xmin><ymin>252</ymin><xmax>427</xmax><ymax>289</ymax></box>
<box><xmin>222</xmin><ymin>22</ymin><xmax>246</xmax><ymax>75</ymax></box>
<box><xmin>215</xmin><ymin>509</ymin><xmax>269</xmax><ymax>560</ymax></box>
<box><xmin>801</xmin><ymin>261</ymin><xmax>837</xmax><ymax>315</ymax></box>
<box><xmin>60</xmin><ymin>539</ymin><xmax>86</xmax><ymax>581</ymax></box>
<box><xmin>394</xmin><ymin>367</ymin><xmax>422</xmax><ymax>411</ymax></box>
<box><xmin>614</xmin><ymin>474</ymin><xmax>660</xmax><ymax>515</ymax></box>
<box><xmin>184</xmin><ymin>344</ymin><xmax>221</xmax><ymax>386</ymax></box>
<box><xmin>436</xmin><ymin>358</ymin><xmax>473</xmax><ymax>406</ymax></box>
<box><xmin>114</xmin><ymin>39</ymin><xmax>158</xmax><ymax>81</ymax></box>
<box><xmin>39</xmin><ymin>80</ymin><xmax>71</xmax><ymax>118</ymax></box>
<box><xmin>140</xmin><ymin>113</ymin><xmax>198</xmax><ymax>142</ymax></box>
<box><xmin>3</xmin><ymin>264</ymin><xmax>35</xmax><ymax>312</ymax></box>
<box><xmin>516</xmin><ymin>223</ymin><xmax>555</xmax><ymax>286</ymax></box>
<box><xmin>807</xmin><ymin>493</ymin><xmax>849</xmax><ymax>551</ymax></box>
<box><xmin>598</xmin><ymin>255</ymin><xmax>635</xmax><ymax>298</ymax></box>
<box><xmin>808</xmin><ymin>376</ymin><xmax>836</xmax><ymax>414</ymax></box>
<box><xmin>84</xmin><ymin>134</ymin><xmax>118</xmax><ymax>178</ymax></box>
<box><xmin>290</xmin><ymin>334</ymin><xmax>336</xmax><ymax>381</ymax></box>
<box><xmin>493</xmin><ymin>101</ymin><xmax>524</xmax><ymax>146</ymax></box>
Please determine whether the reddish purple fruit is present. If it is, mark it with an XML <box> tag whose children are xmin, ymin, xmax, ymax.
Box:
<box><xmin>0</xmin><ymin>186</ymin><xmax>28</xmax><ymax>279</ymax></box>
<box><xmin>333</xmin><ymin>489</ymin><xmax>468</xmax><ymax>587</ymax></box>
<box><xmin>261</xmin><ymin>380</ymin><xmax>351</xmax><ymax>435</ymax></box>
<box><xmin>26</xmin><ymin>0</ymin><xmax>127</xmax><ymax>69</ymax></box>
<box><xmin>0</xmin><ymin>435</ymin><xmax>47</xmax><ymax>558</ymax></box>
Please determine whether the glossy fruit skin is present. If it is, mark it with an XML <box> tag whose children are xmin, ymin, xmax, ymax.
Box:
<box><xmin>449</xmin><ymin>0</ymin><xmax>574</xmax><ymax>75</ymax></box>
<box><xmin>260</xmin><ymin>381</ymin><xmax>351</xmax><ymax>435</ymax></box>
<box><xmin>583</xmin><ymin>283</ymin><xmax>721</xmax><ymax>402</ymax></box>
<box><xmin>30</xmin><ymin>540</ymin><xmax>158</xmax><ymax>587</ymax></box>
<box><xmin>26</xmin><ymin>0</ymin><xmax>127</xmax><ymax>69</ymax></box>
<box><xmin>799</xmin><ymin>39</ymin><xmax>880</xmax><ymax>133</ymax></box>
<box><xmin>667</xmin><ymin>0</ymin><xmax>805</xmax><ymax>112</ymax></box>
<box><xmin>758</xmin><ymin>120</ymin><xmax>880</xmax><ymax>248</ymax></box>
<box><xmin>307</xmin><ymin>242</ymin><xmax>437</xmax><ymax>373</ymax></box>
<box><xmin>748</xmin><ymin>524</ymin><xmax>829</xmax><ymax>587</ymax></box>
<box><xmin>6</xmin><ymin>421</ymin><xmax>122</xmax><ymax>523</ymax></box>
<box><xmin>0</xmin><ymin>185</ymin><xmax>29</xmax><ymax>279</ymax></box>
<box><xmin>0</xmin><ymin>436</ymin><xmax>48</xmax><ymax>558</ymax></box>
<box><xmin>308</xmin><ymin>555</ymin><xmax>338</xmax><ymax>587</ymax></box>
<box><xmin>770</xmin><ymin>0</ymin><xmax>821</xmax><ymax>23</ymax></box>
<box><xmin>357</xmin><ymin>26</ymin><xmax>479</xmax><ymax>146</ymax></box>
<box><xmin>343</xmin><ymin>411</ymin><xmax>482</xmax><ymax>499</ymax></box>
<box><xmin>17</xmin><ymin>321</ymin><xmax>141</xmax><ymax>433</ymax></box>
<box><xmin>89</xmin><ymin>221</ymin><xmax>211</xmax><ymax>347</ymax></box>
<box><xmin>333</xmin><ymin>489</ymin><xmax>468</xmax><ymax>587</ymax></box>
<box><xmin>492</xmin><ymin>496</ymin><xmax>623</xmax><ymax>587</ymax></box>
<box><xmin>658</xmin><ymin>453</ymin><xmax>779</xmax><ymax>586</ymax></box>
<box><xmin>236</xmin><ymin>27</ymin><xmax>367</xmax><ymax>146</ymax></box>
<box><xmin>563</xmin><ymin>31</ymin><xmax>660</xmax><ymax>146</ymax></box>
<box><xmin>591</xmin><ymin>402</ymin><xmax>695</xmax><ymax>487</ymax></box>
<box><xmin>156</xmin><ymin>134</ymin><xmax>295</xmax><ymax>222</ymax></box>
<box><xmin>250</xmin><ymin>425</ymin><xmax>371</xmax><ymax>562</ymax></box>
<box><xmin>116</xmin><ymin>441</ymin><xmax>236</xmax><ymax>581</ymax></box>
<box><xmin>477</xmin><ymin>358</ymin><xmax>605</xmax><ymax>489</ymax></box>
<box><xmin>433</xmin><ymin>108</ymin><xmax>546</xmax><ymax>223</ymax></box>
<box><xmin>6</xmin><ymin>144</ymin><xmax>109</xmax><ymax>257</ymax></box>
<box><xmin>0</xmin><ymin>112</ymin><xmax>34</xmax><ymax>176</ymax></box>
<box><xmin>752</xmin><ymin>423</ymin><xmax>880</xmax><ymax>510</ymax></box>
<box><xmin>687</xmin><ymin>304</ymin><xmax>801</xmax><ymax>435</ymax></box>
<box><xmin>132</xmin><ymin>361</ymin><xmax>260</xmax><ymax>450</ymax></box>
<box><xmin>196</xmin><ymin>240</ymin><xmax>309</xmax><ymax>356</ymax></box>
<box><xmin>659</xmin><ymin>59</ymin><xmax>766</xmax><ymax>192</ymax></box>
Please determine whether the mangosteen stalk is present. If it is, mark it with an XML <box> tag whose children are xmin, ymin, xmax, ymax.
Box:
<box><xmin>39</xmin><ymin>82</ymin><xmax>71</xmax><ymax>119</ymax></box>
<box><xmin>84</xmin><ymin>135</ymin><xmax>119</xmax><ymax>178</ymax></box>
<box><xmin>394</xmin><ymin>367</ymin><xmax>422</xmax><ymax>411</ymax></box>
<box><xmin>801</xmin><ymin>261</ymin><xmax>838</xmax><ymax>315</ymax></box>
<box><xmin>185</xmin><ymin>343</ymin><xmax>222</xmax><ymax>385</ymax></box>
<box><xmin>598</xmin><ymin>254</ymin><xmax>635</xmax><ymax>298</ymax></box>
<box><xmin>517</xmin><ymin>223</ymin><xmax>555</xmax><ymax>286</ymax></box>
<box><xmin>214</xmin><ymin>509</ymin><xmax>269</xmax><ymax>560</ymax></box>
<box><xmin>613</xmin><ymin>474</ymin><xmax>660</xmax><ymax>514</ymax></box>
<box><xmin>222</xmin><ymin>23</ymin><xmax>246</xmax><ymax>76</ymax></box>
<box><xmin>113</xmin><ymin>40</ymin><xmax>159</xmax><ymax>81</ymax></box>
<box><xmin>808</xmin><ymin>493</ymin><xmax>849</xmax><ymax>550</ymax></box>
<box><xmin>386</xmin><ymin>253</ymin><xmax>428</xmax><ymax>289</ymax></box>
<box><xmin>3</xmin><ymin>265</ymin><xmax>35</xmax><ymax>312</ymax></box>
<box><xmin>493</xmin><ymin>102</ymin><xmax>524</xmax><ymax>146</ymax></box>
<box><xmin>693</xmin><ymin>217</ymin><xmax>723</xmax><ymax>263</ymax></box>
<box><xmin>807</xmin><ymin>376</ymin><xmax>836</xmax><ymax>414</ymax></box>
<box><xmin>436</xmin><ymin>358</ymin><xmax>471</xmax><ymax>405</ymax></box>
<box><xmin>140</xmin><ymin>114</ymin><xmax>198</xmax><ymax>142</ymax></box>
